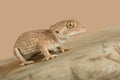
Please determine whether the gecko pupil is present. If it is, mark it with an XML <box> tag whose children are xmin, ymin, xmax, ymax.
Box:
<box><xmin>66</xmin><ymin>21</ymin><xmax>74</xmax><ymax>29</ymax></box>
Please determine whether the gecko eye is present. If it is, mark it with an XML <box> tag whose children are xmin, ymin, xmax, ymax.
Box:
<box><xmin>66</xmin><ymin>21</ymin><xmax>74</xmax><ymax>29</ymax></box>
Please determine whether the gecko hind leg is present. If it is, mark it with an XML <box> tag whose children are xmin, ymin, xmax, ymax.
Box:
<box><xmin>14</xmin><ymin>48</ymin><xmax>34</xmax><ymax>66</ymax></box>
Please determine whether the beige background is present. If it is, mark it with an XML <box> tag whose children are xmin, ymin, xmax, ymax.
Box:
<box><xmin>0</xmin><ymin>0</ymin><xmax>120</xmax><ymax>60</ymax></box>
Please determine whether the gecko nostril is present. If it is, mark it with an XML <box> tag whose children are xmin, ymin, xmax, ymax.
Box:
<box><xmin>83</xmin><ymin>26</ymin><xmax>85</xmax><ymax>28</ymax></box>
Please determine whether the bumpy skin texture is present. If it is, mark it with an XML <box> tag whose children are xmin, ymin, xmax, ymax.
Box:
<box><xmin>14</xmin><ymin>29</ymin><xmax>57</xmax><ymax>60</ymax></box>
<box><xmin>13</xmin><ymin>19</ymin><xmax>86</xmax><ymax>65</ymax></box>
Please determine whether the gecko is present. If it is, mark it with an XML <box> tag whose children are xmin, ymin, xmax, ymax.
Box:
<box><xmin>13</xmin><ymin>19</ymin><xmax>86</xmax><ymax>65</ymax></box>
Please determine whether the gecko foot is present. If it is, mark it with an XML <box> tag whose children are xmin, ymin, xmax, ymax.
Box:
<box><xmin>20</xmin><ymin>61</ymin><xmax>34</xmax><ymax>66</ymax></box>
<box><xmin>45</xmin><ymin>54</ymin><xmax>58</xmax><ymax>60</ymax></box>
<box><xmin>59</xmin><ymin>46</ymin><xmax>72</xmax><ymax>52</ymax></box>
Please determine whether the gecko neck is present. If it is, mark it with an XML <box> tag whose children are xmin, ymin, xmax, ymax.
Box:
<box><xmin>50</xmin><ymin>29</ymin><xmax>69</xmax><ymax>44</ymax></box>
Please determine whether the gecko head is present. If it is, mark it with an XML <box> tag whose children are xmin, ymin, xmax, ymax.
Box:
<box><xmin>50</xmin><ymin>19</ymin><xmax>86</xmax><ymax>39</ymax></box>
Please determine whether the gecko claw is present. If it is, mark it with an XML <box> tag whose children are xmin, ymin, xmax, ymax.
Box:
<box><xmin>45</xmin><ymin>54</ymin><xmax>58</xmax><ymax>60</ymax></box>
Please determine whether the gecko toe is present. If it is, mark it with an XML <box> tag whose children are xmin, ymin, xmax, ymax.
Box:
<box><xmin>50</xmin><ymin>54</ymin><xmax>59</xmax><ymax>59</ymax></box>
<box><xmin>20</xmin><ymin>61</ymin><xmax>34</xmax><ymax>66</ymax></box>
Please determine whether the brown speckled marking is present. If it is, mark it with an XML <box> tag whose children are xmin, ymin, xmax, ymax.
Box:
<box><xmin>89</xmin><ymin>56</ymin><xmax>102</xmax><ymax>61</ymax></box>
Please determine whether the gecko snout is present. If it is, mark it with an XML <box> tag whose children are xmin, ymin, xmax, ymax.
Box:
<box><xmin>81</xmin><ymin>26</ymin><xmax>86</xmax><ymax>29</ymax></box>
<box><xmin>79</xmin><ymin>26</ymin><xmax>86</xmax><ymax>32</ymax></box>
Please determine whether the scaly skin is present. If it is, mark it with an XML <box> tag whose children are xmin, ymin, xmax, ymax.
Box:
<box><xmin>13</xmin><ymin>19</ymin><xmax>86</xmax><ymax>65</ymax></box>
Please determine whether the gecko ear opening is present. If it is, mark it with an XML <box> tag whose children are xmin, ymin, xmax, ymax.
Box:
<box><xmin>55</xmin><ymin>31</ymin><xmax>59</xmax><ymax>33</ymax></box>
<box><xmin>50</xmin><ymin>25</ymin><xmax>59</xmax><ymax>34</ymax></box>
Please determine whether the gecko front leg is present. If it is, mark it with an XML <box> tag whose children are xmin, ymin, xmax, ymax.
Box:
<box><xmin>58</xmin><ymin>45</ymin><xmax>71</xmax><ymax>52</ymax></box>
<box><xmin>38</xmin><ymin>43</ymin><xmax>58</xmax><ymax>60</ymax></box>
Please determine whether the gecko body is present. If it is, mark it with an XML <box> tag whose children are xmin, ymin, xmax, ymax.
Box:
<box><xmin>13</xmin><ymin>19</ymin><xmax>86</xmax><ymax>65</ymax></box>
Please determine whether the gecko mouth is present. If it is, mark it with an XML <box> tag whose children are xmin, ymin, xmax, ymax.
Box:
<box><xmin>74</xmin><ymin>28</ymin><xmax>86</xmax><ymax>33</ymax></box>
<box><xmin>69</xmin><ymin>29</ymin><xmax>86</xmax><ymax>36</ymax></box>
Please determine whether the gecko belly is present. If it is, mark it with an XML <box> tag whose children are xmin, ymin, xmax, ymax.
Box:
<box><xmin>46</xmin><ymin>42</ymin><xmax>60</xmax><ymax>50</ymax></box>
